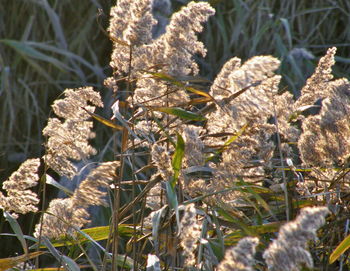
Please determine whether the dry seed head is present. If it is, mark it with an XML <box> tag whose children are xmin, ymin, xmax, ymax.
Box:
<box><xmin>217</xmin><ymin>237</ymin><xmax>259</xmax><ymax>271</ymax></box>
<box><xmin>294</xmin><ymin>47</ymin><xmax>336</xmax><ymax>109</ymax></box>
<box><xmin>43</xmin><ymin>87</ymin><xmax>102</xmax><ymax>178</ymax></box>
<box><xmin>180</xmin><ymin>203</ymin><xmax>202</xmax><ymax>267</ymax></box>
<box><xmin>158</xmin><ymin>1</ymin><xmax>215</xmax><ymax>76</ymax></box>
<box><xmin>210</xmin><ymin>55</ymin><xmax>280</xmax><ymax>99</ymax></box>
<box><xmin>132</xmin><ymin>77</ymin><xmax>190</xmax><ymax>107</ymax></box>
<box><xmin>0</xmin><ymin>158</ymin><xmax>40</xmax><ymax>216</ymax></box>
<box><xmin>298</xmin><ymin>79</ymin><xmax>350</xmax><ymax>167</ymax></box>
<box><xmin>151</xmin><ymin>144</ymin><xmax>173</xmax><ymax>180</ymax></box>
<box><xmin>263</xmin><ymin>206</ymin><xmax>329</xmax><ymax>271</ymax></box>
<box><xmin>182</xmin><ymin>126</ymin><xmax>205</xmax><ymax>167</ymax></box>
<box><xmin>146</xmin><ymin>182</ymin><xmax>166</xmax><ymax>210</ymax></box>
<box><xmin>34</xmin><ymin>161</ymin><xmax>118</xmax><ymax>238</ymax></box>
<box><xmin>206</xmin><ymin>74</ymin><xmax>281</xmax><ymax>145</ymax></box>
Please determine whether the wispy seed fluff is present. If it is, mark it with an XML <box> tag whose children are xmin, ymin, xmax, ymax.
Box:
<box><xmin>108</xmin><ymin>0</ymin><xmax>156</xmax><ymax>75</ymax></box>
<box><xmin>34</xmin><ymin>161</ymin><xmax>118</xmax><ymax>239</ymax></box>
<box><xmin>217</xmin><ymin>237</ymin><xmax>259</xmax><ymax>271</ymax></box>
<box><xmin>43</xmin><ymin>87</ymin><xmax>103</xmax><ymax>179</ymax></box>
<box><xmin>180</xmin><ymin>203</ymin><xmax>202</xmax><ymax>267</ymax></box>
<box><xmin>294</xmin><ymin>47</ymin><xmax>336</xmax><ymax>110</ymax></box>
<box><xmin>263</xmin><ymin>206</ymin><xmax>329</xmax><ymax>271</ymax></box>
<box><xmin>0</xmin><ymin>158</ymin><xmax>40</xmax><ymax>217</ymax></box>
<box><xmin>151</xmin><ymin>144</ymin><xmax>173</xmax><ymax>181</ymax></box>
<box><xmin>298</xmin><ymin>79</ymin><xmax>350</xmax><ymax>167</ymax></box>
<box><xmin>109</xmin><ymin>0</ymin><xmax>214</xmax><ymax>76</ymax></box>
<box><xmin>182</xmin><ymin>126</ymin><xmax>205</xmax><ymax>168</ymax></box>
<box><xmin>210</xmin><ymin>55</ymin><xmax>280</xmax><ymax>99</ymax></box>
<box><xmin>107</xmin><ymin>0</ymin><xmax>214</xmax><ymax>107</ymax></box>
<box><xmin>207</xmin><ymin>56</ymin><xmax>281</xmax><ymax>140</ymax></box>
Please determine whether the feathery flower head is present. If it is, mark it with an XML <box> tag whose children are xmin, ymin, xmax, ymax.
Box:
<box><xmin>210</xmin><ymin>55</ymin><xmax>280</xmax><ymax>99</ymax></box>
<box><xmin>217</xmin><ymin>237</ymin><xmax>259</xmax><ymax>271</ymax></box>
<box><xmin>109</xmin><ymin>1</ymin><xmax>214</xmax><ymax>108</ymax></box>
<box><xmin>294</xmin><ymin>47</ymin><xmax>336</xmax><ymax>110</ymax></box>
<box><xmin>43</xmin><ymin>87</ymin><xmax>103</xmax><ymax>179</ymax></box>
<box><xmin>180</xmin><ymin>203</ymin><xmax>202</xmax><ymax>267</ymax></box>
<box><xmin>298</xmin><ymin>79</ymin><xmax>350</xmax><ymax>167</ymax></box>
<box><xmin>158</xmin><ymin>1</ymin><xmax>215</xmax><ymax>76</ymax></box>
<box><xmin>0</xmin><ymin>158</ymin><xmax>40</xmax><ymax>216</ymax></box>
<box><xmin>151</xmin><ymin>144</ymin><xmax>173</xmax><ymax>180</ymax></box>
<box><xmin>182</xmin><ymin>126</ymin><xmax>205</xmax><ymax>168</ymax></box>
<box><xmin>263</xmin><ymin>206</ymin><xmax>329</xmax><ymax>271</ymax></box>
<box><xmin>35</xmin><ymin>161</ymin><xmax>118</xmax><ymax>238</ymax></box>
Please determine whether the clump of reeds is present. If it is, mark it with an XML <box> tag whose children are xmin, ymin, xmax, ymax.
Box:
<box><xmin>1</xmin><ymin>0</ymin><xmax>347</xmax><ymax>270</ymax></box>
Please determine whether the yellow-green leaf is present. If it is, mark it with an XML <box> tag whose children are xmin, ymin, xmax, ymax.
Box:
<box><xmin>0</xmin><ymin>251</ymin><xmax>45</xmax><ymax>271</ymax></box>
<box><xmin>82</xmin><ymin>107</ymin><xmax>123</xmax><ymax>130</ymax></box>
<box><xmin>146</xmin><ymin>71</ymin><xmax>213</xmax><ymax>99</ymax></box>
<box><xmin>330</xmin><ymin>234</ymin><xmax>350</xmax><ymax>263</ymax></box>
<box><xmin>171</xmin><ymin>133</ymin><xmax>185</xmax><ymax>187</ymax></box>
<box><xmin>45</xmin><ymin>225</ymin><xmax>134</xmax><ymax>248</ymax></box>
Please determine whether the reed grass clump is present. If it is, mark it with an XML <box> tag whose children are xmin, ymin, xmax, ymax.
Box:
<box><xmin>1</xmin><ymin>0</ymin><xmax>349</xmax><ymax>270</ymax></box>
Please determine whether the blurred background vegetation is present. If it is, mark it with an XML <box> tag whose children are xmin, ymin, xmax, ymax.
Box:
<box><xmin>0</xmin><ymin>0</ymin><xmax>350</xmax><ymax>259</ymax></box>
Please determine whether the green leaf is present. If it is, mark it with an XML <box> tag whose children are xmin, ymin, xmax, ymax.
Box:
<box><xmin>330</xmin><ymin>234</ymin><xmax>350</xmax><ymax>263</ymax></box>
<box><xmin>223</xmin><ymin>123</ymin><xmax>249</xmax><ymax>147</ymax></box>
<box><xmin>150</xmin><ymin>106</ymin><xmax>206</xmax><ymax>121</ymax></box>
<box><xmin>171</xmin><ymin>133</ymin><xmax>185</xmax><ymax>187</ymax></box>
<box><xmin>4</xmin><ymin>212</ymin><xmax>28</xmax><ymax>254</ymax></box>
<box><xmin>42</xmin><ymin>237</ymin><xmax>80</xmax><ymax>271</ymax></box>
<box><xmin>237</xmin><ymin>179</ymin><xmax>276</xmax><ymax>220</ymax></box>
<box><xmin>216</xmin><ymin>208</ymin><xmax>255</xmax><ymax>236</ymax></box>
<box><xmin>46</xmin><ymin>174</ymin><xmax>73</xmax><ymax>196</ymax></box>
<box><xmin>165</xmin><ymin>182</ymin><xmax>180</xmax><ymax>232</ymax></box>
<box><xmin>151</xmin><ymin>206</ymin><xmax>168</xmax><ymax>255</ymax></box>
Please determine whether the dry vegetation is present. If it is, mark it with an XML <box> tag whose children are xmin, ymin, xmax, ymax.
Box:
<box><xmin>1</xmin><ymin>0</ymin><xmax>350</xmax><ymax>270</ymax></box>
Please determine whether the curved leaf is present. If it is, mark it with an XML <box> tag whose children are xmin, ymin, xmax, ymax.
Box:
<box><xmin>0</xmin><ymin>251</ymin><xmax>45</xmax><ymax>271</ymax></box>
<box><xmin>150</xmin><ymin>107</ymin><xmax>206</xmax><ymax>121</ymax></box>
<box><xmin>329</xmin><ymin>234</ymin><xmax>350</xmax><ymax>264</ymax></box>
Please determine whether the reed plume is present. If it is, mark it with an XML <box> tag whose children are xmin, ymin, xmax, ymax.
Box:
<box><xmin>0</xmin><ymin>158</ymin><xmax>40</xmax><ymax>217</ymax></box>
<box><xmin>217</xmin><ymin>237</ymin><xmax>259</xmax><ymax>271</ymax></box>
<box><xmin>34</xmin><ymin>161</ymin><xmax>118</xmax><ymax>238</ymax></box>
<box><xmin>180</xmin><ymin>203</ymin><xmax>202</xmax><ymax>267</ymax></box>
<box><xmin>298</xmin><ymin>78</ymin><xmax>350</xmax><ymax>167</ymax></box>
<box><xmin>263</xmin><ymin>206</ymin><xmax>329</xmax><ymax>271</ymax></box>
<box><xmin>43</xmin><ymin>87</ymin><xmax>103</xmax><ymax>178</ymax></box>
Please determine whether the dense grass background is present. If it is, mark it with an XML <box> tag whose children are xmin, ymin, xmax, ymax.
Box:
<box><xmin>1</xmin><ymin>0</ymin><xmax>350</xmax><ymax>265</ymax></box>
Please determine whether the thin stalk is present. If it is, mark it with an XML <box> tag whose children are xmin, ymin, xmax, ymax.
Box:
<box><xmin>271</xmin><ymin>93</ymin><xmax>290</xmax><ymax>221</ymax></box>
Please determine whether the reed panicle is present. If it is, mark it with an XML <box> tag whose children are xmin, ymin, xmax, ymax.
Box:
<box><xmin>43</xmin><ymin>87</ymin><xmax>103</xmax><ymax>179</ymax></box>
<box><xmin>34</xmin><ymin>161</ymin><xmax>118</xmax><ymax>238</ymax></box>
<box><xmin>180</xmin><ymin>203</ymin><xmax>202</xmax><ymax>267</ymax></box>
<box><xmin>294</xmin><ymin>47</ymin><xmax>337</xmax><ymax>110</ymax></box>
<box><xmin>217</xmin><ymin>237</ymin><xmax>259</xmax><ymax>271</ymax></box>
<box><xmin>263</xmin><ymin>207</ymin><xmax>329</xmax><ymax>271</ymax></box>
<box><xmin>0</xmin><ymin>158</ymin><xmax>40</xmax><ymax>217</ymax></box>
<box><xmin>298</xmin><ymin>78</ymin><xmax>350</xmax><ymax>167</ymax></box>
